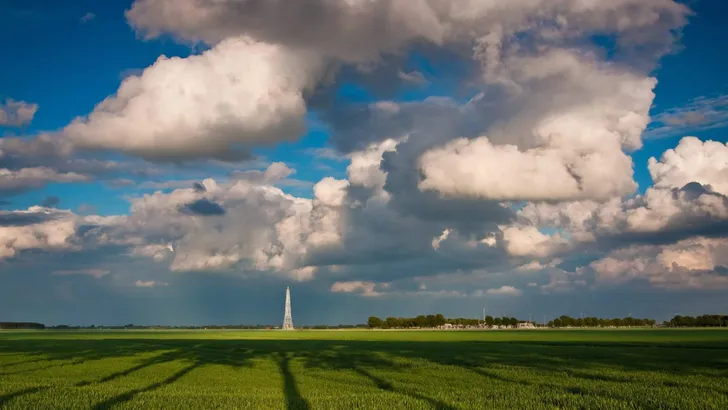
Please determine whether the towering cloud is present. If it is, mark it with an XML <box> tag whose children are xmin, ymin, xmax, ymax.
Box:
<box><xmin>417</xmin><ymin>46</ymin><xmax>656</xmax><ymax>202</ymax></box>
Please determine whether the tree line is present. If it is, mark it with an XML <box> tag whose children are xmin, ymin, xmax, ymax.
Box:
<box><xmin>668</xmin><ymin>315</ymin><xmax>728</xmax><ymax>327</ymax></box>
<box><xmin>366</xmin><ymin>314</ymin><xmax>663</xmax><ymax>329</ymax></box>
<box><xmin>367</xmin><ymin>315</ymin><xmax>523</xmax><ymax>329</ymax></box>
<box><xmin>547</xmin><ymin>315</ymin><xmax>656</xmax><ymax>328</ymax></box>
<box><xmin>368</xmin><ymin>314</ymin><xmax>446</xmax><ymax>328</ymax></box>
<box><xmin>0</xmin><ymin>322</ymin><xmax>45</xmax><ymax>330</ymax></box>
<box><xmin>367</xmin><ymin>314</ymin><xmax>728</xmax><ymax>329</ymax></box>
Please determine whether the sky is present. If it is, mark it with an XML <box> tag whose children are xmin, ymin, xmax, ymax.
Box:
<box><xmin>1</xmin><ymin>0</ymin><xmax>728</xmax><ymax>326</ymax></box>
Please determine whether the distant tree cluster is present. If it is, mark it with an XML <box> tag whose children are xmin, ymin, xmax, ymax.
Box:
<box><xmin>368</xmin><ymin>314</ymin><xmax>447</xmax><ymax>329</ymax></box>
<box><xmin>547</xmin><ymin>315</ymin><xmax>656</xmax><ymax>328</ymax></box>
<box><xmin>667</xmin><ymin>315</ymin><xmax>728</xmax><ymax>327</ymax></box>
<box><xmin>0</xmin><ymin>322</ymin><xmax>45</xmax><ymax>330</ymax></box>
<box><xmin>366</xmin><ymin>314</ymin><xmax>543</xmax><ymax>329</ymax></box>
<box><xmin>366</xmin><ymin>315</ymin><xmax>530</xmax><ymax>329</ymax></box>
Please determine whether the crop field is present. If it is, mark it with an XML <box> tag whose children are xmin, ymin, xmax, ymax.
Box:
<box><xmin>1</xmin><ymin>329</ymin><xmax>727</xmax><ymax>409</ymax></box>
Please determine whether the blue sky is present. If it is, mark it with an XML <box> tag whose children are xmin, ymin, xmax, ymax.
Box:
<box><xmin>635</xmin><ymin>0</ymin><xmax>728</xmax><ymax>192</ymax></box>
<box><xmin>1</xmin><ymin>0</ymin><xmax>728</xmax><ymax>325</ymax></box>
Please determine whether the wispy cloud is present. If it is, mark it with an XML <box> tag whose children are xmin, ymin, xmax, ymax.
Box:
<box><xmin>119</xmin><ymin>68</ymin><xmax>143</xmax><ymax>80</ymax></box>
<box><xmin>77</xmin><ymin>203</ymin><xmax>96</xmax><ymax>214</ymax></box>
<box><xmin>647</xmin><ymin>94</ymin><xmax>728</xmax><ymax>139</ymax></box>
<box><xmin>138</xmin><ymin>179</ymin><xmax>200</xmax><ymax>190</ymax></box>
<box><xmin>40</xmin><ymin>196</ymin><xmax>60</xmax><ymax>208</ymax></box>
<box><xmin>80</xmin><ymin>12</ymin><xmax>95</xmax><ymax>23</ymax></box>
<box><xmin>398</xmin><ymin>70</ymin><xmax>429</xmax><ymax>86</ymax></box>
<box><xmin>331</xmin><ymin>280</ymin><xmax>474</xmax><ymax>299</ymax></box>
<box><xmin>106</xmin><ymin>178</ymin><xmax>135</xmax><ymax>188</ymax></box>
<box><xmin>484</xmin><ymin>286</ymin><xmax>523</xmax><ymax>297</ymax></box>
<box><xmin>0</xmin><ymin>98</ymin><xmax>38</xmax><ymax>126</ymax></box>
<box><xmin>331</xmin><ymin>281</ymin><xmax>383</xmax><ymax>297</ymax></box>
<box><xmin>52</xmin><ymin>269</ymin><xmax>109</xmax><ymax>279</ymax></box>
<box><xmin>135</xmin><ymin>280</ymin><xmax>169</xmax><ymax>288</ymax></box>
<box><xmin>303</xmin><ymin>147</ymin><xmax>348</xmax><ymax>162</ymax></box>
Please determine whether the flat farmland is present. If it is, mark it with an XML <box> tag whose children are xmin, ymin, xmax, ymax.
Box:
<box><xmin>1</xmin><ymin>329</ymin><xmax>727</xmax><ymax>409</ymax></box>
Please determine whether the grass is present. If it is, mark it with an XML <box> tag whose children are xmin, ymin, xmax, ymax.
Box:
<box><xmin>1</xmin><ymin>329</ymin><xmax>727</xmax><ymax>409</ymax></box>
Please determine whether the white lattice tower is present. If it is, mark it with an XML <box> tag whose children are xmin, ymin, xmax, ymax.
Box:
<box><xmin>282</xmin><ymin>286</ymin><xmax>294</xmax><ymax>330</ymax></box>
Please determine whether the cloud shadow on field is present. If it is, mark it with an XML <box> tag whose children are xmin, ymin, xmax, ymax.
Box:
<box><xmin>0</xmin><ymin>332</ymin><xmax>727</xmax><ymax>408</ymax></box>
<box><xmin>1</xmin><ymin>359</ymin><xmax>85</xmax><ymax>376</ymax></box>
<box><xmin>91</xmin><ymin>362</ymin><xmax>200</xmax><ymax>410</ymax></box>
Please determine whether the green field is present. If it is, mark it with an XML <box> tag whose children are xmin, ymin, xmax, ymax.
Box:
<box><xmin>1</xmin><ymin>329</ymin><xmax>727</xmax><ymax>409</ymax></box>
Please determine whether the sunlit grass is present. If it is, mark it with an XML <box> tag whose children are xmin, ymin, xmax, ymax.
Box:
<box><xmin>1</xmin><ymin>329</ymin><xmax>727</xmax><ymax>409</ymax></box>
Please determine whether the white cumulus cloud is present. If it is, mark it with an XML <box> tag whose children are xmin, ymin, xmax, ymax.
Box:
<box><xmin>649</xmin><ymin>137</ymin><xmax>728</xmax><ymax>195</ymax></box>
<box><xmin>64</xmin><ymin>37</ymin><xmax>324</xmax><ymax>161</ymax></box>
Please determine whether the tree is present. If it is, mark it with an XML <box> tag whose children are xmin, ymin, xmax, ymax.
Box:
<box><xmin>485</xmin><ymin>316</ymin><xmax>494</xmax><ymax>326</ymax></box>
<box><xmin>385</xmin><ymin>317</ymin><xmax>399</xmax><ymax>329</ymax></box>
<box><xmin>367</xmin><ymin>316</ymin><xmax>383</xmax><ymax>329</ymax></box>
